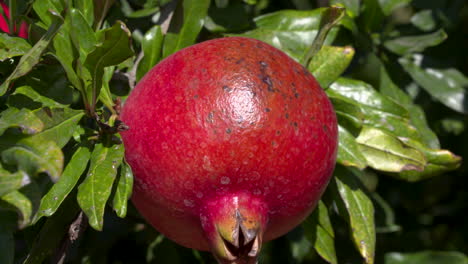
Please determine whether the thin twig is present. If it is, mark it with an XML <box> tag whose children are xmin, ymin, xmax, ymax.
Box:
<box><xmin>52</xmin><ymin>211</ymin><xmax>88</xmax><ymax>264</ymax></box>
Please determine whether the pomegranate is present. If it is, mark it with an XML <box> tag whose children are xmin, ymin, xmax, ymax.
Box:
<box><xmin>0</xmin><ymin>1</ymin><xmax>28</xmax><ymax>38</ymax></box>
<box><xmin>120</xmin><ymin>37</ymin><xmax>338</xmax><ymax>263</ymax></box>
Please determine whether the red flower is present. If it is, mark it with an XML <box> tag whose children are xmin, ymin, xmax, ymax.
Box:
<box><xmin>0</xmin><ymin>1</ymin><xmax>28</xmax><ymax>38</ymax></box>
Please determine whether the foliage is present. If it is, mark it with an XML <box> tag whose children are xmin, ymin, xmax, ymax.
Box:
<box><xmin>0</xmin><ymin>0</ymin><xmax>467</xmax><ymax>263</ymax></box>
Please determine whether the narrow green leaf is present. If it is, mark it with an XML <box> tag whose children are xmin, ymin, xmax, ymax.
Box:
<box><xmin>83</xmin><ymin>21</ymin><xmax>134</xmax><ymax>113</ymax></box>
<box><xmin>1</xmin><ymin>190</ymin><xmax>32</xmax><ymax>227</ymax></box>
<box><xmin>411</xmin><ymin>10</ymin><xmax>436</xmax><ymax>32</ymax></box>
<box><xmin>77</xmin><ymin>143</ymin><xmax>125</xmax><ymax>230</ymax></box>
<box><xmin>23</xmin><ymin>195</ymin><xmax>81</xmax><ymax>264</ymax></box>
<box><xmin>385</xmin><ymin>251</ymin><xmax>468</xmax><ymax>264</ymax></box>
<box><xmin>93</xmin><ymin>0</ymin><xmax>116</xmax><ymax>30</ymax></box>
<box><xmin>32</xmin><ymin>0</ymin><xmax>64</xmax><ymax>26</ymax></box>
<box><xmin>98</xmin><ymin>66</ymin><xmax>116</xmax><ymax>111</ymax></box>
<box><xmin>234</xmin><ymin>8</ymin><xmax>342</xmax><ymax>61</ymax></box>
<box><xmin>112</xmin><ymin>161</ymin><xmax>133</xmax><ymax>218</ymax></box>
<box><xmin>337</xmin><ymin>125</ymin><xmax>367</xmax><ymax>169</ymax></box>
<box><xmin>304</xmin><ymin>200</ymin><xmax>337</xmax><ymax>264</ymax></box>
<box><xmin>0</xmin><ymin>166</ymin><xmax>27</xmax><ymax>196</ymax></box>
<box><xmin>0</xmin><ymin>18</ymin><xmax>63</xmax><ymax>95</ymax></box>
<box><xmin>334</xmin><ymin>167</ymin><xmax>375</xmax><ymax>264</ymax></box>
<box><xmin>68</xmin><ymin>8</ymin><xmax>97</xmax><ymax>61</ymax></box>
<box><xmin>360</xmin><ymin>0</ymin><xmax>385</xmax><ymax>32</ymax></box>
<box><xmin>0</xmin><ymin>107</ymin><xmax>44</xmax><ymax>136</ymax></box>
<box><xmin>399</xmin><ymin>55</ymin><xmax>468</xmax><ymax>114</ymax></box>
<box><xmin>137</xmin><ymin>25</ymin><xmax>164</xmax><ymax>81</ymax></box>
<box><xmin>0</xmin><ymin>33</ymin><xmax>31</xmax><ymax>60</ymax></box>
<box><xmin>308</xmin><ymin>45</ymin><xmax>354</xmax><ymax>89</ymax></box>
<box><xmin>356</xmin><ymin>126</ymin><xmax>426</xmax><ymax>172</ymax></box>
<box><xmin>384</xmin><ymin>29</ymin><xmax>447</xmax><ymax>55</ymax></box>
<box><xmin>331</xmin><ymin>0</ymin><xmax>360</xmax><ymax>17</ymax></box>
<box><xmin>75</xmin><ymin>0</ymin><xmax>95</xmax><ymax>25</ymax></box>
<box><xmin>395</xmin><ymin>138</ymin><xmax>461</xmax><ymax>181</ymax></box>
<box><xmin>34</xmin><ymin>146</ymin><xmax>91</xmax><ymax>223</ymax></box>
<box><xmin>12</xmin><ymin>86</ymin><xmax>67</xmax><ymax>108</ymax></box>
<box><xmin>301</xmin><ymin>6</ymin><xmax>345</xmax><ymax>67</ymax></box>
<box><xmin>162</xmin><ymin>0</ymin><xmax>211</xmax><ymax>58</ymax></box>
<box><xmin>377</xmin><ymin>0</ymin><xmax>411</xmax><ymax>15</ymax></box>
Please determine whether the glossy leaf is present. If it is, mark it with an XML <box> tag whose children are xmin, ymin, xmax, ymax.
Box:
<box><xmin>411</xmin><ymin>10</ymin><xmax>436</xmax><ymax>32</ymax></box>
<box><xmin>308</xmin><ymin>45</ymin><xmax>354</xmax><ymax>89</ymax></box>
<box><xmin>395</xmin><ymin>138</ymin><xmax>461</xmax><ymax>181</ymax></box>
<box><xmin>68</xmin><ymin>8</ymin><xmax>97</xmax><ymax>61</ymax></box>
<box><xmin>384</xmin><ymin>29</ymin><xmax>447</xmax><ymax>55</ymax></box>
<box><xmin>337</xmin><ymin>125</ymin><xmax>367</xmax><ymax>169</ymax></box>
<box><xmin>137</xmin><ymin>25</ymin><xmax>164</xmax><ymax>81</ymax></box>
<box><xmin>93</xmin><ymin>0</ymin><xmax>116</xmax><ymax>29</ymax></box>
<box><xmin>399</xmin><ymin>54</ymin><xmax>468</xmax><ymax>114</ymax></box>
<box><xmin>0</xmin><ymin>167</ymin><xmax>26</xmax><ymax>196</ymax></box>
<box><xmin>77</xmin><ymin>142</ymin><xmax>125</xmax><ymax>231</ymax></box>
<box><xmin>357</xmin><ymin>126</ymin><xmax>426</xmax><ymax>172</ymax></box>
<box><xmin>98</xmin><ymin>66</ymin><xmax>116</xmax><ymax>111</ymax></box>
<box><xmin>334</xmin><ymin>167</ymin><xmax>375</xmax><ymax>264</ymax></box>
<box><xmin>304</xmin><ymin>200</ymin><xmax>337</xmax><ymax>264</ymax></box>
<box><xmin>377</xmin><ymin>0</ymin><xmax>411</xmax><ymax>15</ymax></box>
<box><xmin>83</xmin><ymin>21</ymin><xmax>134</xmax><ymax>112</ymax></box>
<box><xmin>12</xmin><ymin>86</ymin><xmax>67</xmax><ymax>108</ymax></box>
<box><xmin>0</xmin><ymin>33</ymin><xmax>31</xmax><ymax>60</ymax></box>
<box><xmin>385</xmin><ymin>251</ymin><xmax>468</xmax><ymax>264</ymax></box>
<box><xmin>162</xmin><ymin>0</ymin><xmax>210</xmax><ymax>58</ymax></box>
<box><xmin>0</xmin><ymin>18</ymin><xmax>63</xmax><ymax>95</ymax></box>
<box><xmin>32</xmin><ymin>0</ymin><xmax>64</xmax><ymax>26</ymax></box>
<box><xmin>75</xmin><ymin>0</ymin><xmax>95</xmax><ymax>25</ymax></box>
<box><xmin>330</xmin><ymin>0</ymin><xmax>360</xmax><ymax>17</ymax></box>
<box><xmin>112</xmin><ymin>161</ymin><xmax>133</xmax><ymax>218</ymax></box>
<box><xmin>1</xmin><ymin>190</ymin><xmax>32</xmax><ymax>227</ymax></box>
<box><xmin>33</xmin><ymin>146</ymin><xmax>91</xmax><ymax>223</ymax></box>
<box><xmin>0</xmin><ymin>107</ymin><xmax>44</xmax><ymax>136</ymax></box>
<box><xmin>234</xmin><ymin>8</ymin><xmax>343</xmax><ymax>61</ymax></box>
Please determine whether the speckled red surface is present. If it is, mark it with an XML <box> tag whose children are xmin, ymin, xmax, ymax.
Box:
<box><xmin>120</xmin><ymin>37</ymin><xmax>338</xmax><ymax>251</ymax></box>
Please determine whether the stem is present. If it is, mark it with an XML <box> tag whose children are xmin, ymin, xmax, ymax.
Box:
<box><xmin>300</xmin><ymin>5</ymin><xmax>345</xmax><ymax>68</ymax></box>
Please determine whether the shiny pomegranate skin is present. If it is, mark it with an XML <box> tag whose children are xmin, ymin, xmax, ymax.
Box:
<box><xmin>120</xmin><ymin>37</ymin><xmax>337</xmax><ymax>255</ymax></box>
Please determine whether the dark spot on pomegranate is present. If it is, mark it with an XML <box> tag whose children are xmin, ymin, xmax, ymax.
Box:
<box><xmin>226</xmin><ymin>128</ymin><xmax>232</xmax><ymax>134</ymax></box>
<box><xmin>322</xmin><ymin>125</ymin><xmax>329</xmax><ymax>132</ymax></box>
<box><xmin>193</xmin><ymin>95</ymin><xmax>199</xmax><ymax>99</ymax></box>
<box><xmin>261</xmin><ymin>75</ymin><xmax>274</xmax><ymax>92</ymax></box>
<box><xmin>295</xmin><ymin>93</ymin><xmax>300</xmax><ymax>98</ymax></box>
<box><xmin>207</xmin><ymin>112</ymin><xmax>215</xmax><ymax>123</ymax></box>
<box><xmin>276</xmin><ymin>130</ymin><xmax>281</xmax><ymax>135</ymax></box>
<box><xmin>223</xmin><ymin>86</ymin><xmax>232</xmax><ymax>92</ymax></box>
<box><xmin>259</xmin><ymin>61</ymin><xmax>267</xmax><ymax>68</ymax></box>
<box><xmin>265</xmin><ymin>108</ymin><xmax>271</xmax><ymax>112</ymax></box>
<box><xmin>285</xmin><ymin>113</ymin><xmax>290</xmax><ymax>119</ymax></box>
<box><xmin>236</xmin><ymin>58</ymin><xmax>244</xmax><ymax>64</ymax></box>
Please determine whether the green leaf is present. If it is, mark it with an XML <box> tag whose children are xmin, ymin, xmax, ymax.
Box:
<box><xmin>82</xmin><ymin>21</ymin><xmax>134</xmax><ymax>113</ymax></box>
<box><xmin>286</xmin><ymin>227</ymin><xmax>312</xmax><ymax>263</ymax></box>
<box><xmin>162</xmin><ymin>0</ymin><xmax>211</xmax><ymax>58</ymax></box>
<box><xmin>0</xmin><ymin>18</ymin><xmax>63</xmax><ymax>95</ymax></box>
<box><xmin>337</xmin><ymin>125</ymin><xmax>367</xmax><ymax>169</ymax></box>
<box><xmin>334</xmin><ymin>167</ymin><xmax>375</xmax><ymax>264</ymax></box>
<box><xmin>0</xmin><ymin>211</ymin><xmax>16</xmax><ymax>264</ymax></box>
<box><xmin>385</xmin><ymin>251</ymin><xmax>468</xmax><ymax>264</ymax></box>
<box><xmin>329</xmin><ymin>78</ymin><xmax>422</xmax><ymax>141</ymax></box>
<box><xmin>77</xmin><ymin>142</ymin><xmax>125</xmax><ymax>231</ymax></box>
<box><xmin>304</xmin><ymin>200</ymin><xmax>337</xmax><ymax>264</ymax></box>
<box><xmin>12</xmin><ymin>86</ymin><xmax>67</xmax><ymax>108</ymax></box>
<box><xmin>33</xmin><ymin>146</ymin><xmax>91</xmax><ymax>223</ymax></box>
<box><xmin>360</xmin><ymin>0</ymin><xmax>385</xmax><ymax>32</ymax></box>
<box><xmin>234</xmin><ymin>8</ymin><xmax>342</xmax><ymax>61</ymax></box>
<box><xmin>75</xmin><ymin>0</ymin><xmax>95</xmax><ymax>25</ymax></box>
<box><xmin>356</xmin><ymin>126</ymin><xmax>426</xmax><ymax>172</ymax></box>
<box><xmin>93</xmin><ymin>0</ymin><xmax>116</xmax><ymax>30</ymax></box>
<box><xmin>308</xmin><ymin>45</ymin><xmax>354</xmax><ymax>89</ymax></box>
<box><xmin>384</xmin><ymin>29</ymin><xmax>447</xmax><ymax>55</ymax></box>
<box><xmin>112</xmin><ymin>161</ymin><xmax>133</xmax><ymax>218</ymax></box>
<box><xmin>23</xmin><ymin>196</ymin><xmax>81</xmax><ymax>264</ymax></box>
<box><xmin>399</xmin><ymin>55</ymin><xmax>468</xmax><ymax>114</ymax></box>
<box><xmin>1</xmin><ymin>190</ymin><xmax>32</xmax><ymax>227</ymax></box>
<box><xmin>68</xmin><ymin>8</ymin><xmax>97</xmax><ymax>61</ymax></box>
<box><xmin>98</xmin><ymin>66</ymin><xmax>116</xmax><ymax>111</ymax></box>
<box><xmin>0</xmin><ymin>33</ymin><xmax>31</xmax><ymax>60</ymax></box>
<box><xmin>376</xmin><ymin>59</ymin><xmax>440</xmax><ymax>148</ymax></box>
<box><xmin>0</xmin><ymin>107</ymin><xmax>44</xmax><ymax>136</ymax></box>
<box><xmin>330</xmin><ymin>0</ymin><xmax>360</xmax><ymax>17</ymax></box>
<box><xmin>32</xmin><ymin>0</ymin><xmax>64</xmax><ymax>26</ymax></box>
<box><xmin>0</xmin><ymin>166</ymin><xmax>27</xmax><ymax>196</ymax></box>
<box><xmin>411</xmin><ymin>10</ymin><xmax>436</xmax><ymax>32</ymax></box>
<box><xmin>395</xmin><ymin>138</ymin><xmax>461</xmax><ymax>181</ymax></box>
<box><xmin>377</xmin><ymin>0</ymin><xmax>411</xmax><ymax>15</ymax></box>
<box><xmin>137</xmin><ymin>25</ymin><xmax>164</xmax><ymax>81</ymax></box>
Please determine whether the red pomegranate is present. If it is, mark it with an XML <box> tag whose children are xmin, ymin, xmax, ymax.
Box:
<box><xmin>0</xmin><ymin>1</ymin><xmax>28</xmax><ymax>38</ymax></box>
<box><xmin>120</xmin><ymin>37</ymin><xmax>338</xmax><ymax>263</ymax></box>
